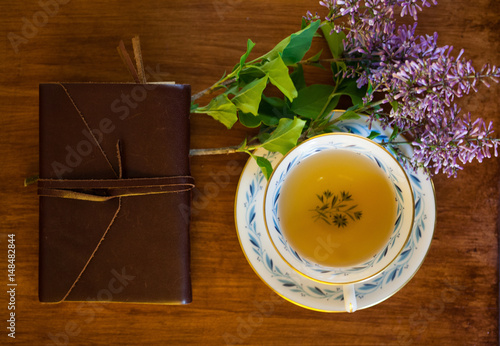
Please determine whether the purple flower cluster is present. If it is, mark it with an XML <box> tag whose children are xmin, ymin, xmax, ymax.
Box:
<box><xmin>311</xmin><ymin>0</ymin><xmax>500</xmax><ymax>176</ymax></box>
<box><xmin>410</xmin><ymin>106</ymin><xmax>497</xmax><ymax>177</ymax></box>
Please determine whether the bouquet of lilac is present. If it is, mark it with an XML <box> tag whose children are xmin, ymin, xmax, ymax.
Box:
<box><xmin>191</xmin><ymin>0</ymin><xmax>500</xmax><ymax>178</ymax></box>
<box><xmin>308</xmin><ymin>0</ymin><xmax>500</xmax><ymax>176</ymax></box>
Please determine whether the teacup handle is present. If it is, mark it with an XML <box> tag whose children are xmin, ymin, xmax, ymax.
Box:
<box><xmin>343</xmin><ymin>284</ymin><xmax>357</xmax><ymax>313</ymax></box>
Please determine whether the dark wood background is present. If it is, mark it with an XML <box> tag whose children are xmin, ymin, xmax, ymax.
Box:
<box><xmin>1</xmin><ymin>0</ymin><xmax>499</xmax><ymax>344</ymax></box>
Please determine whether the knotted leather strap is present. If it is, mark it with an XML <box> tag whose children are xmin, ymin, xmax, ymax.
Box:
<box><xmin>38</xmin><ymin>176</ymin><xmax>195</xmax><ymax>202</ymax></box>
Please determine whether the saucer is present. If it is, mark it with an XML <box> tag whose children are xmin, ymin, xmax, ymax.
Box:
<box><xmin>234</xmin><ymin>115</ymin><xmax>436</xmax><ymax>312</ymax></box>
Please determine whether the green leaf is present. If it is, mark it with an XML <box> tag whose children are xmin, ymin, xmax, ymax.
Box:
<box><xmin>367</xmin><ymin>131</ymin><xmax>381</xmax><ymax>140</ymax></box>
<box><xmin>291</xmin><ymin>84</ymin><xmax>339</xmax><ymax>119</ymax></box>
<box><xmin>346</xmin><ymin>103</ymin><xmax>361</xmax><ymax>112</ymax></box>
<box><xmin>390</xmin><ymin>101</ymin><xmax>399</xmax><ymax>112</ymax></box>
<box><xmin>331</xmin><ymin>61</ymin><xmax>347</xmax><ymax>78</ymax></box>
<box><xmin>281</xmin><ymin>20</ymin><xmax>321</xmax><ymax>65</ymax></box>
<box><xmin>225</xmin><ymin>84</ymin><xmax>240</xmax><ymax>96</ymax></box>
<box><xmin>248</xmin><ymin>153</ymin><xmax>274</xmax><ymax>180</ymax></box>
<box><xmin>301</xmin><ymin>17</ymin><xmax>308</xmax><ymax>30</ymax></box>
<box><xmin>301</xmin><ymin>49</ymin><xmax>325</xmax><ymax>69</ymax></box>
<box><xmin>256</xmin><ymin>106</ymin><xmax>282</xmax><ymax>125</ymax></box>
<box><xmin>257</xmin><ymin>21</ymin><xmax>320</xmax><ymax>64</ymax></box>
<box><xmin>260</xmin><ymin>117</ymin><xmax>306</xmax><ymax>155</ymax></box>
<box><xmin>259</xmin><ymin>113</ymin><xmax>281</xmax><ymax>126</ymax></box>
<box><xmin>263</xmin><ymin>95</ymin><xmax>285</xmax><ymax>108</ymax></box>
<box><xmin>336</xmin><ymin>78</ymin><xmax>368</xmax><ymax>106</ymax></box>
<box><xmin>258</xmin><ymin>131</ymin><xmax>271</xmax><ymax>144</ymax></box>
<box><xmin>326</xmin><ymin>124</ymin><xmax>344</xmax><ymax>132</ymax></box>
<box><xmin>367</xmin><ymin>81</ymin><xmax>373</xmax><ymax>95</ymax></box>
<box><xmin>258</xmin><ymin>37</ymin><xmax>290</xmax><ymax>64</ymax></box>
<box><xmin>239</xmin><ymin>112</ymin><xmax>262</xmax><ymax>128</ymax></box>
<box><xmin>389</xmin><ymin>126</ymin><xmax>400</xmax><ymax>142</ymax></box>
<box><xmin>336</xmin><ymin>110</ymin><xmax>361</xmax><ymax>122</ymax></box>
<box><xmin>290</xmin><ymin>64</ymin><xmax>306</xmax><ymax>91</ymax></box>
<box><xmin>320</xmin><ymin>22</ymin><xmax>346</xmax><ymax>59</ymax></box>
<box><xmin>238</xmin><ymin>65</ymin><xmax>266</xmax><ymax>86</ymax></box>
<box><xmin>261</xmin><ymin>56</ymin><xmax>298</xmax><ymax>102</ymax></box>
<box><xmin>307</xmin><ymin>49</ymin><xmax>323</xmax><ymax>63</ymax></box>
<box><xmin>258</xmin><ymin>96</ymin><xmax>287</xmax><ymax>125</ymax></box>
<box><xmin>239</xmin><ymin>39</ymin><xmax>256</xmax><ymax>68</ymax></box>
<box><xmin>194</xmin><ymin>94</ymin><xmax>238</xmax><ymax>129</ymax></box>
<box><xmin>232</xmin><ymin>76</ymin><xmax>268</xmax><ymax>115</ymax></box>
<box><xmin>238</xmin><ymin>137</ymin><xmax>248</xmax><ymax>150</ymax></box>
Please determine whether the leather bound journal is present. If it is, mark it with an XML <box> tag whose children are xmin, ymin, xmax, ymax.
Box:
<box><xmin>38</xmin><ymin>83</ymin><xmax>193</xmax><ymax>304</ymax></box>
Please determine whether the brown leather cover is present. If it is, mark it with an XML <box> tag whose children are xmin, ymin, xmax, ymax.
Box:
<box><xmin>38</xmin><ymin>83</ymin><xmax>193</xmax><ymax>304</ymax></box>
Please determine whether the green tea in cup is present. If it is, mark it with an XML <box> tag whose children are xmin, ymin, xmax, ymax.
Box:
<box><xmin>278</xmin><ymin>148</ymin><xmax>398</xmax><ymax>267</ymax></box>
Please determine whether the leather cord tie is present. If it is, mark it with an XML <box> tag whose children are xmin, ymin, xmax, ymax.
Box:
<box><xmin>38</xmin><ymin>176</ymin><xmax>195</xmax><ymax>202</ymax></box>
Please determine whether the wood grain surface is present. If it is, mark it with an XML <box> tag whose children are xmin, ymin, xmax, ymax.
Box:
<box><xmin>0</xmin><ymin>0</ymin><xmax>499</xmax><ymax>345</ymax></box>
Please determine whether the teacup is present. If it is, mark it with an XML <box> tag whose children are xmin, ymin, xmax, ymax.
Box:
<box><xmin>263</xmin><ymin>133</ymin><xmax>414</xmax><ymax>312</ymax></box>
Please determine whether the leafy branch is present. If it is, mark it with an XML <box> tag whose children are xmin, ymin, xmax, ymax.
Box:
<box><xmin>190</xmin><ymin>19</ymin><xmax>372</xmax><ymax>178</ymax></box>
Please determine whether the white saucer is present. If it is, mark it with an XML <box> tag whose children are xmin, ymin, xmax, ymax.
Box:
<box><xmin>234</xmin><ymin>116</ymin><xmax>436</xmax><ymax>312</ymax></box>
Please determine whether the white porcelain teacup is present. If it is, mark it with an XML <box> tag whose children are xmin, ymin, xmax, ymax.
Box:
<box><xmin>263</xmin><ymin>133</ymin><xmax>414</xmax><ymax>312</ymax></box>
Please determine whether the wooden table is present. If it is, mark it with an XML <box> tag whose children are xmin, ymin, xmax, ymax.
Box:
<box><xmin>1</xmin><ymin>0</ymin><xmax>499</xmax><ymax>344</ymax></box>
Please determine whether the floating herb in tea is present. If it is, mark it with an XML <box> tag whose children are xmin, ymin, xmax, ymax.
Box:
<box><xmin>311</xmin><ymin>190</ymin><xmax>363</xmax><ymax>228</ymax></box>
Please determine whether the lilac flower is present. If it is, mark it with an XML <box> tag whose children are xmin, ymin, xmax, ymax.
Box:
<box><xmin>408</xmin><ymin>106</ymin><xmax>499</xmax><ymax>177</ymax></box>
<box><xmin>313</xmin><ymin>0</ymin><xmax>500</xmax><ymax>177</ymax></box>
<box><xmin>398</xmin><ymin>0</ymin><xmax>437</xmax><ymax>20</ymax></box>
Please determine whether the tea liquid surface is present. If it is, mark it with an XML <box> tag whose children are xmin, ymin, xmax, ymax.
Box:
<box><xmin>278</xmin><ymin>149</ymin><xmax>398</xmax><ymax>267</ymax></box>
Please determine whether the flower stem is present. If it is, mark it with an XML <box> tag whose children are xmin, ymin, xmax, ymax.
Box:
<box><xmin>189</xmin><ymin>146</ymin><xmax>240</xmax><ymax>156</ymax></box>
<box><xmin>357</xmin><ymin>99</ymin><xmax>387</xmax><ymax>113</ymax></box>
<box><xmin>191</xmin><ymin>77</ymin><xmax>237</xmax><ymax>103</ymax></box>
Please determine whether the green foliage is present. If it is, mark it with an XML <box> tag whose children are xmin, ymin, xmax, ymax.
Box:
<box><xmin>336</xmin><ymin>110</ymin><xmax>361</xmax><ymax>122</ymax></box>
<box><xmin>239</xmin><ymin>39</ymin><xmax>256</xmax><ymax>71</ymax></box>
<box><xmin>193</xmin><ymin>94</ymin><xmax>238</xmax><ymax>129</ymax></box>
<box><xmin>281</xmin><ymin>20</ymin><xmax>321</xmax><ymax>65</ymax></box>
<box><xmin>291</xmin><ymin>84</ymin><xmax>339</xmax><ymax>119</ymax></box>
<box><xmin>238</xmin><ymin>112</ymin><xmax>262</xmax><ymax>128</ymax></box>
<box><xmin>367</xmin><ymin>131</ymin><xmax>381</xmax><ymax>140</ymax></box>
<box><xmin>321</xmin><ymin>22</ymin><xmax>345</xmax><ymax>59</ymax></box>
<box><xmin>261</xmin><ymin>56</ymin><xmax>298</xmax><ymax>102</ymax></box>
<box><xmin>256</xmin><ymin>20</ymin><xmax>320</xmax><ymax>64</ymax></box>
<box><xmin>390</xmin><ymin>100</ymin><xmax>399</xmax><ymax>112</ymax></box>
<box><xmin>290</xmin><ymin>64</ymin><xmax>306</xmax><ymax>91</ymax></box>
<box><xmin>248</xmin><ymin>152</ymin><xmax>274</xmax><ymax>180</ymax></box>
<box><xmin>260</xmin><ymin>117</ymin><xmax>306</xmax><ymax>155</ymax></box>
<box><xmin>192</xmin><ymin>19</ymin><xmax>372</xmax><ymax>178</ymax></box>
<box><xmin>389</xmin><ymin>126</ymin><xmax>400</xmax><ymax>142</ymax></box>
<box><xmin>232</xmin><ymin>76</ymin><xmax>268</xmax><ymax>115</ymax></box>
<box><xmin>336</xmin><ymin>78</ymin><xmax>368</xmax><ymax>105</ymax></box>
